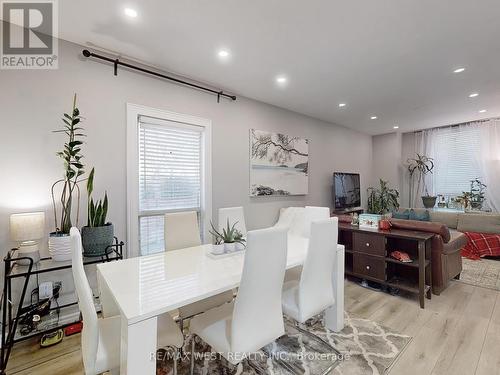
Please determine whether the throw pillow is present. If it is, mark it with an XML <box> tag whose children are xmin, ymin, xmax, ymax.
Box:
<box><xmin>392</xmin><ymin>210</ymin><xmax>410</xmax><ymax>220</ymax></box>
<box><xmin>409</xmin><ymin>209</ymin><xmax>430</xmax><ymax>221</ymax></box>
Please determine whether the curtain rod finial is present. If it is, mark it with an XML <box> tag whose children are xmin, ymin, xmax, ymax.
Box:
<box><xmin>82</xmin><ymin>49</ymin><xmax>91</xmax><ymax>58</ymax></box>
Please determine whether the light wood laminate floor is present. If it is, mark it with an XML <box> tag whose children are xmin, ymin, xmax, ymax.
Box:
<box><xmin>7</xmin><ymin>279</ymin><xmax>500</xmax><ymax>375</ymax></box>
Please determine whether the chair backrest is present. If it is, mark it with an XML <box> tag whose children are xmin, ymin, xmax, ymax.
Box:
<box><xmin>302</xmin><ymin>206</ymin><xmax>330</xmax><ymax>238</ymax></box>
<box><xmin>298</xmin><ymin>217</ymin><xmax>338</xmax><ymax>322</ymax></box>
<box><xmin>164</xmin><ymin>211</ymin><xmax>201</xmax><ymax>251</ymax></box>
<box><xmin>231</xmin><ymin>227</ymin><xmax>288</xmax><ymax>354</ymax></box>
<box><xmin>218</xmin><ymin>206</ymin><xmax>247</xmax><ymax>236</ymax></box>
<box><xmin>70</xmin><ymin>227</ymin><xmax>99</xmax><ymax>374</ymax></box>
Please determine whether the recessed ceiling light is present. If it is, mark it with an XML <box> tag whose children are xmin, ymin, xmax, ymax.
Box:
<box><xmin>124</xmin><ymin>8</ymin><xmax>138</xmax><ymax>18</ymax></box>
<box><xmin>275</xmin><ymin>76</ymin><xmax>288</xmax><ymax>85</ymax></box>
<box><xmin>479</xmin><ymin>109</ymin><xmax>487</xmax><ymax>113</ymax></box>
<box><xmin>393</xmin><ymin>125</ymin><xmax>399</xmax><ymax>129</ymax></box>
<box><xmin>217</xmin><ymin>49</ymin><xmax>230</xmax><ymax>58</ymax></box>
<box><xmin>469</xmin><ymin>92</ymin><xmax>479</xmax><ymax>98</ymax></box>
<box><xmin>370</xmin><ymin>116</ymin><xmax>377</xmax><ymax>120</ymax></box>
<box><xmin>453</xmin><ymin>67</ymin><xmax>466</xmax><ymax>73</ymax></box>
<box><xmin>338</xmin><ymin>103</ymin><xmax>346</xmax><ymax>108</ymax></box>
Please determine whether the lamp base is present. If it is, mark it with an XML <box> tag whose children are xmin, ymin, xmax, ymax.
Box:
<box><xmin>16</xmin><ymin>241</ymin><xmax>41</xmax><ymax>266</ymax></box>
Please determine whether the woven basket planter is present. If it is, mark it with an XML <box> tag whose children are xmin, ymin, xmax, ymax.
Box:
<box><xmin>81</xmin><ymin>223</ymin><xmax>114</xmax><ymax>257</ymax></box>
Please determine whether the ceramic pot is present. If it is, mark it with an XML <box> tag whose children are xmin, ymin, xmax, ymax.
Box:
<box><xmin>421</xmin><ymin>196</ymin><xmax>437</xmax><ymax>208</ymax></box>
<box><xmin>81</xmin><ymin>223</ymin><xmax>114</xmax><ymax>257</ymax></box>
<box><xmin>212</xmin><ymin>244</ymin><xmax>225</xmax><ymax>255</ymax></box>
<box><xmin>235</xmin><ymin>242</ymin><xmax>245</xmax><ymax>251</ymax></box>
<box><xmin>48</xmin><ymin>233</ymin><xmax>72</xmax><ymax>261</ymax></box>
<box><xmin>224</xmin><ymin>242</ymin><xmax>236</xmax><ymax>253</ymax></box>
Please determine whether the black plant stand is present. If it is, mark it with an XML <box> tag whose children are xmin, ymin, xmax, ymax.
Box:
<box><xmin>0</xmin><ymin>238</ymin><xmax>124</xmax><ymax>374</ymax></box>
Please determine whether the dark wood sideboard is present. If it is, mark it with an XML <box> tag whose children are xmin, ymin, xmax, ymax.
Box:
<box><xmin>338</xmin><ymin>222</ymin><xmax>434</xmax><ymax>308</ymax></box>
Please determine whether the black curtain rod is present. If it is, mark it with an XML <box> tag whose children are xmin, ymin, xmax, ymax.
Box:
<box><xmin>82</xmin><ymin>49</ymin><xmax>236</xmax><ymax>103</ymax></box>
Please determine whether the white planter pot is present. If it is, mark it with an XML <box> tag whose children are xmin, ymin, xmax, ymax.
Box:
<box><xmin>224</xmin><ymin>242</ymin><xmax>236</xmax><ymax>253</ymax></box>
<box><xmin>212</xmin><ymin>244</ymin><xmax>225</xmax><ymax>255</ymax></box>
<box><xmin>235</xmin><ymin>242</ymin><xmax>245</xmax><ymax>251</ymax></box>
<box><xmin>48</xmin><ymin>233</ymin><xmax>72</xmax><ymax>261</ymax></box>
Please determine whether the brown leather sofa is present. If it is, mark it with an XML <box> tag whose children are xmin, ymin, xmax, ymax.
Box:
<box><xmin>389</xmin><ymin>218</ymin><xmax>468</xmax><ymax>295</ymax></box>
<box><xmin>391</xmin><ymin>208</ymin><xmax>500</xmax><ymax>294</ymax></box>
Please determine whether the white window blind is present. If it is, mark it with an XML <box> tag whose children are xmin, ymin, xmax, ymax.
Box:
<box><xmin>138</xmin><ymin>115</ymin><xmax>202</xmax><ymax>255</ymax></box>
<box><xmin>431</xmin><ymin>126</ymin><xmax>481</xmax><ymax>196</ymax></box>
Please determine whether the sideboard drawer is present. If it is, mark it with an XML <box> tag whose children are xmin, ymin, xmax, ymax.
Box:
<box><xmin>353</xmin><ymin>232</ymin><xmax>385</xmax><ymax>256</ymax></box>
<box><xmin>353</xmin><ymin>254</ymin><xmax>386</xmax><ymax>280</ymax></box>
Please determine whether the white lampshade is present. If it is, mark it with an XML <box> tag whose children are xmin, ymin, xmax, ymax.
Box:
<box><xmin>10</xmin><ymin>212</ymin><xmax>46</xmax><ymax>242</ymax></box>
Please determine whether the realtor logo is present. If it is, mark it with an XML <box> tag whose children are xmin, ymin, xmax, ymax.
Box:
<box><xmin>1</xmin><ymin>0</ymin><xmax>58</xmax><ymax>69</ymax></box>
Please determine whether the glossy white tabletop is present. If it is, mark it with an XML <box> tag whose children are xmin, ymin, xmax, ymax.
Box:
<box><xmin>97</xmin><ymin>235</ymin><xmax>342</xmax><ymax>325</ymax></box>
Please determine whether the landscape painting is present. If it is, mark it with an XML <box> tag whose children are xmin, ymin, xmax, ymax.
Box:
<box><xmin>250</xmin><ymin>129</ymin><xmax>309</xmax><ymax>196</ymax></box>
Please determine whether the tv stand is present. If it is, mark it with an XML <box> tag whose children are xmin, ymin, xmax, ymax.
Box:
<box><xmin>332</xmin><ymin>207</ymin><xmax>364</xmax><ymax>215</ymax></box>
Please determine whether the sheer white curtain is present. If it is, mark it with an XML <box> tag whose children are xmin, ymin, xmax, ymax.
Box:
<box><xmin>414</xmin><ymin>119</ymin><xmax>500</xmax><ymax>211</ymax></box>
<box><xmin>475</xmin><ymin>119</ymin><xmax>500</xmax><ymax>211</ymax></box>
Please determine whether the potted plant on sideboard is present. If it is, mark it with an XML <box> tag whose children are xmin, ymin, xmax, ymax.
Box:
<box><xmin>407</xmin><ymin>153</ymin><xmax>436</xmax><ymax>208</ymax></box>
<box><xmin>367</xmin><ymin>179</ymin><xmax>400</xmax><ymax>215</ymax></box>
<box><xmin>81</xmin><ymin>168</ymin><xmax>114</xmax><ymax>256</ymax></box>
<box><xmin>49</xmin><ymin>94</ymin><xmax>86</xmax><ymax>261</ymax></box>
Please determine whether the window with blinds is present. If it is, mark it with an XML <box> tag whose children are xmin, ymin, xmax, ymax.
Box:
<box><xmin>431</xmin><ymin>126</ymin><xmax>481</xmax><ymax>197</ymax></box>
<box><xmin>138</xmin><ymin>115</ymin><xmax>203</xmax><ymax>255</ymax></box>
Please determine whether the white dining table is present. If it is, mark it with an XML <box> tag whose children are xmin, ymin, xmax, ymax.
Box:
<box><xmin>96</xmin><ymin>235</ymin><xmax>345</xmax><ymax>375</ymax></box>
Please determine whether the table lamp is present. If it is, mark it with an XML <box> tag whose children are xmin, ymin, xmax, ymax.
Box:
<box><xmin>10</xmin><ymin>212</ymin><xmax>46</xmax><ymax>265</ymax></box>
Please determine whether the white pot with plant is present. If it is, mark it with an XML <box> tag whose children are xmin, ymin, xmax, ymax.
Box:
<box><xmin>234</xmin><ymin>229</ymin><xmax>246</xmax><ymax>251</ymax></box>
<box><xmin>49</xmin><ymin>94</ymin><xmax>86</xmax><ymax>261</ymax></box>
<box><xmin>210</xmin><ymin>220</ymin><xmax>245</xmax><ymax>253</ymax></box>
<box><xmin>209</xmin><ymin>222</ymin><xmax>225</xmax><ymax>255</ymax></box>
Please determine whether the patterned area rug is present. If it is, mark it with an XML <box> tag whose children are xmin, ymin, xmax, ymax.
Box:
<box><xmin>157</xmin><ymin>312</ymin><xmax>411</xmax><ymax>374</ymax></box>
<box><xmin>457</xmin><ymin>257</ymin><xmax>500</xmax><ymax>291</ymax></box>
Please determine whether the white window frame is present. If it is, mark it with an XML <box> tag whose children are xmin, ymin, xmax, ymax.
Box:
<box><xmin>126</xmin><ymin>103</ymin><xmax>212</xmax><ymax>258</ymax></box>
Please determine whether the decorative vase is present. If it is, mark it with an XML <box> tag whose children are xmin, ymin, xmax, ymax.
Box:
<box><xmin>224</xmin><ymin>242</ymin><xmax>236</xmax><ymax>253</ymax></box>
<box><xmin>48</xmin><ymin>232</ymin><xmax>72</xmax><ymax>261</ymax></box>
<box><xmin>421</xmin><ymin>196</ymin><xmax>437</xmax><ymax>208</ymax></box>
<box><xmin>81</xmin><ymin>223</ymin><xmax>114</xmax><ymax>257</ymax></box>
<box><xmin>212</xmin><ymin>244</ymin><xmax>225</xmax><ymax>255</ymax></box>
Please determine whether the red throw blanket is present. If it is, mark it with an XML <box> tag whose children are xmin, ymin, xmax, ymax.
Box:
<box><xmin>461</xmin><ymin>232</ymin><xmax>500</xmax><ymax>260</ymax></box>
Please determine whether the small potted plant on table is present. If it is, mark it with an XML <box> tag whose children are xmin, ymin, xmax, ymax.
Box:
<box><xmin>210</xmin><ymin>220</ymin><xmax>246</xmax><ymax>253</ymax></box>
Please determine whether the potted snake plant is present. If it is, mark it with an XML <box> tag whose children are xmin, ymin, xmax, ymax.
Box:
<box><xmin>81</xmin><ymin>168</ymin><xmax>114</xmax><ymax>256</ymax></box>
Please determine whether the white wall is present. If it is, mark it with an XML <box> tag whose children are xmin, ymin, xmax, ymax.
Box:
<box><xmin>0</xmin><ymin>38</ymin><xmax>372</xmax><ymax>299</ymax></box>
<box><xmin>371</xmin><ymin>132</ymin><xmax>403</xmax><ymax>192</ymax></box>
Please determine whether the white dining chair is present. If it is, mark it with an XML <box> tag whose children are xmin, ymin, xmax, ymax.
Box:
<box><xmin>164</xmin><ymin>211</ymin><xmax>202</xmax><ymax>251</ymax></box>
<box><xmin>164</xmin><ymin>211</ymin><xmax>234</xmax><ymax>330</ymax></box>
<box><xmin>70</xmin><ymin>228</ymin><xmax>184</xmax><ymax>375</ymax></box>
<box><xmin>218</xmin><ymin>206</ymin><xmax>247</xmax><ymax>236</ymax></box>
<box><xmin>282</xmin><ymin>217</ymin><xmax>338</xmax><ymax>323</ymax></box>
<box><xmin>189</xmin><ymin>227</ymin><xmax>288</xmax><ymax>370</ymax></box>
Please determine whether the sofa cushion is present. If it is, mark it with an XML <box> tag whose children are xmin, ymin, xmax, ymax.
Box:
<box><xmin>392</xmin><ymin>210</ymin><xmax>410</xmax><ymax>219</ymax></box>
<box><xmin>429</xmin><ymin>211</ymin><xmax>459</xmax><ymax>229</ymax></box>
<box><xmin>457</xmin><ymin>213</ymin><xmax>500</xmax><ymax>234</ymax></box>
<box><xmin>397</xmin><ymin>208</ymin><xmax>459</xmax><ymax>228</ymax></box>
<box><xmin>409</xmin><ymin>209</ymin><xmax>430</xmax><ymax>221</ymax></box>
<box><xmin>389</xmin><ymin>218</ymin><xmax>451</xmax><ymax>243</ymax></box>
<box><xmin>442</xmin><ymin>229</ymin><xmax>468</xmax><ymax>255</ymax></box>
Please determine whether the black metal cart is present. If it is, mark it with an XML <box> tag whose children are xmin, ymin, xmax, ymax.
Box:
<box><xmin>0</xmin><ymin>238</ymin><xmax>124</xmax><ymax>374</ymax></box>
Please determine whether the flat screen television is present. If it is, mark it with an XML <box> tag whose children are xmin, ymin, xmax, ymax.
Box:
<box><xmin>333</xmin><ymin>172</ymin><xmax>361</xmax><ymax>210</ymax></box>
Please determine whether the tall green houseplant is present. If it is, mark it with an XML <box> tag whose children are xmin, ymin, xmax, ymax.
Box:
<box><xmin>407</xmin><ymin>153</ymin><xmax>436</xmax><ymax>208</ymax></box>
<box><xmin>51</xmin><ymin>94</ymin><xmax>85</xmax><ymax>234</ymax></box>
<box><xmin>367</xmin><ymin>179</ymin><xmax>400</xmax><ymax>215</ymax></box>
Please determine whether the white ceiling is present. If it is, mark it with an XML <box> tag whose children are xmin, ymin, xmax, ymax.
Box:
<box><xmin>56</xmin><ymin>0</ymin><xmax>500</xmax><ymax>135</ymax></box>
